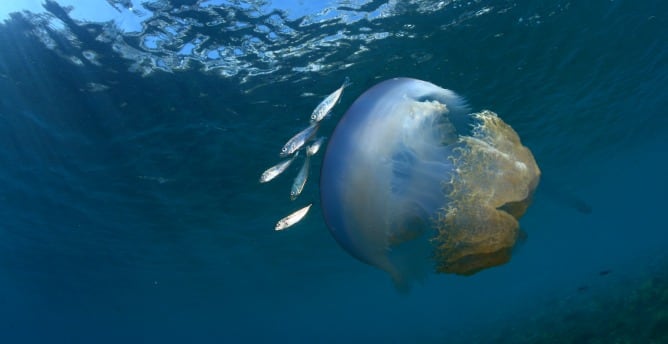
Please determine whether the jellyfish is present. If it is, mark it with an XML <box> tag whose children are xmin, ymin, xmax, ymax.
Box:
<box><xmin>320</xmin><ymin>78</ymin><xmax>540</xmax><ymax>289</ymax></box>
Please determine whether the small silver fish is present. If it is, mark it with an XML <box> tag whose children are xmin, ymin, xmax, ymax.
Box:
<box><xmin>259</xmin><ymin>153</ymin><xmax>297</xmax><ymax>183</ymax></box>
<box><xmin>290</xmin><ymin>154</ymin><xmax>310</xmax><ymax>200</ymax></box>
<box><xmin>280</xmin><ymin>123</ymin><xmax>319</xmax><ymax>157</ymax></box>
<box><xmin>310</xmin><ymin>77</ymin><xmax>351</xmax><ymax>124</ymax></box>
<box><xmin>275</xmin><ymin>204</ymin><xmax>312</xmax><ymax>231</ymax></box>
<box><xmin>306</xmin><ymin>136</ymin><xmax>325</xmax><ymax>156</ymax></box>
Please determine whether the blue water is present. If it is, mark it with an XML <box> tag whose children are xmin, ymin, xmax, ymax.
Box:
<box><xmin>0</xmin><ymin>0</ymin><xmax>666</xmax><ymax>342</ymax></box>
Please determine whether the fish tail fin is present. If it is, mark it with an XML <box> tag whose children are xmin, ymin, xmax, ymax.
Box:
<box><xmin>335</xmin><ymin>77</ymin><xmax>353</xmax><ymax>106</ymax></box>
<box><xmin>342</xmin><ymin>76</ymin><xmax>352</xmax><ymax>88</ymax></box>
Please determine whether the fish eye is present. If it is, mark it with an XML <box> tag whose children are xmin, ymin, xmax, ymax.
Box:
<box><xmin>281</xmin><ymin>147</ymin><xmax>287</xmax><ymax>152</ymax></box>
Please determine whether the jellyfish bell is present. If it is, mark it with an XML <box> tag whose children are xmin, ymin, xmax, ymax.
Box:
<box><xmin>320</xmin><ymin>78</ymin><xmax>540</xmax><ymax>289</ymax></box>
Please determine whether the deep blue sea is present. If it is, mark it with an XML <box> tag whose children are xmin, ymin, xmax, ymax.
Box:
<box><xmin>0</xmin><ymin>0</ymin><xmax>667</xmax><ymax>343</ymax></box>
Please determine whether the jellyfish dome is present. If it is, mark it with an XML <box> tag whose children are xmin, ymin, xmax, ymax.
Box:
<box><xmin>320</xmin><ymin>78</ymin><xmax>540</xmax><ymax>287</ymax></box>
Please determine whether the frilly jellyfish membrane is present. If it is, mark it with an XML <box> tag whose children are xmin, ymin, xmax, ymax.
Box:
<box><xmin>320</xmin><ymin>78</ymin><xmax>540</xmax><ymax>290</ymax></box>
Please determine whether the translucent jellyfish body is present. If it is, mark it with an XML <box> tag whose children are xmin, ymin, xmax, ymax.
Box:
<box><xmin>320</xmin><ymin>78</ymin><xmax>540</xmax><ymax>288</ymax></box>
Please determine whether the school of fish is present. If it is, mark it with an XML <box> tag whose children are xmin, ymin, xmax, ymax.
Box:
<box><xmin>259</xmin><ymin>78</ymin><xmax>351</xmax><ymax>231</ymax></box>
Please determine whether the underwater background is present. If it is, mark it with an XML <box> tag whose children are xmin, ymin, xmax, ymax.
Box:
<box><xmin>0</xmin><ymin>0</ymin><xmax>666</xmax><ymax>343</ymax></box>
